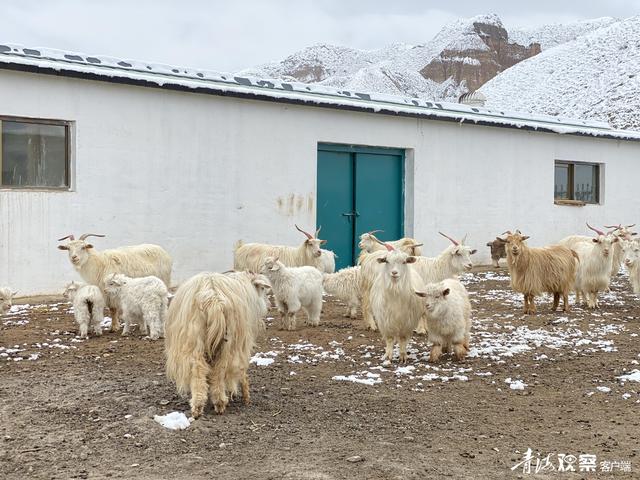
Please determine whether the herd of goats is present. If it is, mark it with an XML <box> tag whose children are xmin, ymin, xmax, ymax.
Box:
<box><xmin>0</xmin><ymin>222</ymin><xmax>639</xmax><ymax>418</ymax></box>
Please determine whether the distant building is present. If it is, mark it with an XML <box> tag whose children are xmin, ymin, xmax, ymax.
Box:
<box><xmin>1</xmin><ymin>44</ymin><xmax>638</xmax><ymax>294</ymax></box>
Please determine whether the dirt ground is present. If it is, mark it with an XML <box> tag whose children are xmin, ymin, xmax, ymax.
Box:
<box><xmin>1</xmin><ymin>267</ymin><xmax>639</xmax><ymax>480</ymax></box>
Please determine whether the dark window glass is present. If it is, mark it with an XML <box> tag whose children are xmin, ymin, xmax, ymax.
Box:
<box><xmin>1</xmin><ymin>120</ymin><xmax>68</xmax><ymax>188</ymax></box>
<box><xmin>554</xmin><ymin>164</ymin><xmax>569</xmax><ymax>200</ymax></box>
<box><xmin>554</xmin><ymin>161</ymin><xmax>599</xmax><ymax>204</ymax></box>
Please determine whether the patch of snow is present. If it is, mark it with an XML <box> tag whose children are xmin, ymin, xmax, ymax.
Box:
<box><xmin>154</xmin><ymin>412</ymin><xmax>191</xmax><ymax>430</ymax></box>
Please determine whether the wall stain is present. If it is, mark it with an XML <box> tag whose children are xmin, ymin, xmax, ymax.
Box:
<box><xmin>275</xmin><ymin>193</ymin><xmax>313</xmax><ymax>217</ymax></box>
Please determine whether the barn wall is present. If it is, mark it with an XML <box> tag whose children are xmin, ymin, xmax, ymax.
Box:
<box><xmin>0</xmin><ymin>69</ymin><xmax>638</xmax><ymax>295</ymax></box>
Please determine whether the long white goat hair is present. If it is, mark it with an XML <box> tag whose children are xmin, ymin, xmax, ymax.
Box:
<box><xmin>323</xmin><ymin>266</ymin><xmax>361</xmax><ymax>318</ymax></box>
<box><xmin>234</xmin><ymin>225</ymin><xmax>326</xmax><ymax>272</ymax></box>
<box><xmin>63</xmin><ymin>281</ymin><xmax>105</xmax><ymax>338</ymax></box>
<box><xmin>0</xmin><ymin>287</ymin><xmax>17</xmax><ymax>314</ymax></box>
<box><xmin>571</xmin><ymin>241</ymin><xmax>613</xmax><ymax>309</ymax></box>
<box><xmin>164</xmin><ymin>271</ymin><xmax>269</xmax><ymax>417</ymax></box>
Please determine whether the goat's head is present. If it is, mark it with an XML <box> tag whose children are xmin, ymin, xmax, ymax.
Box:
<box><xmin>439</xmin><ymin>231</ymin><xmax>477</xmax><ymax>271</ymax></box>
<box><xmin>62</xmin><ymin>281</ymin><xmax>80</xmax><ymax>301</ymax></box>
<box><xmin>358</xmin><ymin>230</ymin><xmax>384</xmax><ymax>253</ymax></box>
<box><xmin>296</xmin><ymin>224</ymin><xmax>326</xmax><ymax>258</ymax></box>
<box><xmin>261</xmin><ymin>256</ymin><xmax>282</xmax><ymax>274</ymax></box>
<box><xmin>503</xmin><ymin>230</ymin><xmax>529</xmax><ymax>257</ymax></box>
<box><xmin>57</xmin><ymin>233</ymin><xmax>105</xmax><ymax>268</ymax></box>
<box><xmin>249</xmin><ymin>273</ymin><xmax>272</xmax><ymax>315</ymax></box>
<box><xmin>605</xmin><ymin>223</ymin><xmax>637</xmax><ymax>241</ymax></box>
<box><xmin>586</xmin><ymin>223</ymin><xmax>617</xmax><ymax>257</ymax></box>
<box><xmin>415</xmin><ymin>281</ymin><xmax>450</xmax><ymax>312</ymax></box>
<box><xmin>103</xmin><ymin>273</ymin><xmax>127</xmax><ymax>294</ymax></box>
<box><xmin>623</xmin><ymin>240</ymin><xmax>640</xmax><ymax>268</ymax></box>
<box><xmin>375</xmin><ymin>240</ymin><xmax>417</xmax><ymax>284</ymax></box>
<box><xmin>0</xmin><ymin>287</ymin><xmax>17</xmax><ymax>314</ymax></box>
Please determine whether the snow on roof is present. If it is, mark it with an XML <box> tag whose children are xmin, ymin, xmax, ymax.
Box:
<box><xmin>1</xmin><ymin>42</ymin><xmax>639</xmax><ymax>142</ymax></box>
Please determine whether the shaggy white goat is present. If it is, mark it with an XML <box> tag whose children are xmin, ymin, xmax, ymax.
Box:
<box><xmin>322</xmin><ymin>266</ymin><xmax>360</xmax><ymax>319</ymax></box>
<box><xmin>234</xmin><ymin>225</ymin><xmax>327</xmax><ymax>272</ymax></box>
<box><xmin>566</xmin><ymin>224</ymin><xmax>616</xmax><ymax>308</ymax></box>
<box><xmin>318</xmin><ymin>249</ymin><xmax>337</xmax><ymax>273</ymax></box>
<box><xmin>415</xmin><ymin>278</ymin><xmax>471</xmax><ymax>362</ymax></box>
<box><xmin>165</xmin><ymin>271</ymin><xmax>270</xmax><ymax>417</ymax></box>
<box><xmin>103</xmin><ymin>273</ymin><xmax>168</xmax><ymax>340</ymax></box>
<box><xmin>63</xmin><ymin>281</ymin><xmax>105</xmax><ymax>338</ymax></box>
<box><xmin>369</xmin><ymin>242</ymin><xmax>424</xmax><ymax>363</ymax></box>
<box><xmin>0</xmin><ymin>287</ymin><xmax>17</xmax><ymax>314</ymax></box>
<box><xmin>605</xmin><ymin>223</ymin><xmax>637</xmax><ymax>277</ymax></box>
<box><xmin>623</xmin><ymin>240</ymin><xmax>640</xmax><ymax>294</ymax></box>
<box><xmin>261</xmin><ymin>256</ymin><xmax>323</xmax><ymax>330</ymax></box>
<box><xmin>412</xmin><ymin>232</ymin><xmax>476</xmax><ymax>334</ymax></box>
<box><xmin>58</xmin><ymin>233</ymin><xmax>172</xmax><ymax>332</ymax></box>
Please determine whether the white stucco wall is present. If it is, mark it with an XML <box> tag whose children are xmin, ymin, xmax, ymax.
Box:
<box><xmin>1</xmin><ymin>69</ymin><xmax>638</xmax><ymax>295</ymax></box>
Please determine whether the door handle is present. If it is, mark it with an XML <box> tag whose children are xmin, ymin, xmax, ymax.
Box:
<box><xmin>342</xmin><ymin>211</ymin><xmax>360</xmax><ymax>217</ymax></box>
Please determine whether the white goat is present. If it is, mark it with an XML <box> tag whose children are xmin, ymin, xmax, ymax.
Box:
<box><xmin>560</xmin><ymin>224</ymin><xmax>616</xmax><ymax>308</ymax></box>
<box><xmin>261</xmin><ymin>256</ymin><xmax>323</xmax><ymax>330</ymax></box>
<box><xmin>0</xmin><ymin>287</ymin><xmax>17</xmax><ymax>314</ymax></box>
<box><xmin>415</xmin><ymin>278</ymin><xmax>471</xmax><ymax>362</ymax></box>
<box><xmin>623</xmin><ymin>240</ymin><xmax>640</xmax><ymax>294</ymax></box>
<box><xmin>318</xmin><ymin>249</ymin><xmax>337</xmax><ymax>273</ymax></box>
<box><xmin>234</xmin><ymin>225</ymin><xmax>327</xmax><ymax>273</ymax></box>
<box><xmin>413</xmin><ymin>232</ymin><xmax>477</xmax><ymax>334</ymax></box>
<box><xmin>63</xmin><ymin>281</ymin><xmax>105</xmax><ymax>338</ymax></box>
<box><xmin>323</xmin><ymin>266</ymin><xmax>360</xmax><ymax>319</ymax></box>
<box><xmin>103</xmin><ymin>273</ymin><xmax>168</xmax><ymax>340</ymax></box>
<box><xmin>369</xmin><ymin>242</ymin><xmax>424</xmax><ymax>363</ymax></box>
<box><xmin>58</xmin><ymin>233</ymin><xmax>172</xmax><ymax>332</ymax></box>
<box><xmin>605</xmin><ymin>223</ymin><xmax>637</xmax><ymax>277</ymax></box>
<box><xmin>164</xmin><ymin>271</ymin><xmax>270</xmax><ymax>417</ymax></box>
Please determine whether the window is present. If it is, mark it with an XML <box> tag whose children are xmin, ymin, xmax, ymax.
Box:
<box><xmin>554</xmin><ymin>160</ymin><xmax>599</xmax><ymax>204</ymax></box>
<box><xmin>1</xmin><ymin>117</ymin><xmax>71</xmax><ymax>189</ymax></box>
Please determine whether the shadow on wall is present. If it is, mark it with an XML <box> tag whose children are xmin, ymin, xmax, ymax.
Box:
<box><xmin>276</xmin><ymin>193</ymin><xmax>314</xmax><ymax>217</ymax></box>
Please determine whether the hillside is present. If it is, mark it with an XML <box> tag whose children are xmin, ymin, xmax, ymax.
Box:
<box><xmin>481</xmin><ymin>16</ymin><xmax>640</xmax><ymax>130</ymax></box>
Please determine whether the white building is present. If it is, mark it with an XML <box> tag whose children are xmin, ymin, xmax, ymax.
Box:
<box><xmin>1</xmin><ymin>44</ymin><xmax>639</xmax><ymax>295</ymax></box>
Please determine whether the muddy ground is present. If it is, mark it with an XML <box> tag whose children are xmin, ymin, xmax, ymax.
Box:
<box><xmin>1</xmin><ymin>268</ymin><xmax>639</xmax><ymax>479</ymax></box>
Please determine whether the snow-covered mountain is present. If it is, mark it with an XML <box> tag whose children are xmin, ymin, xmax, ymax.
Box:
<box><xmin>481</xmin><ymin>16</ymin><xmax>640</xmax><ymax>131</ymax></box>
<box><xmin>240</xmin><ymin>14</ymin><xmax>539</xmax><ymax>101</ymax></box>
<box><xmin>240</xmin><ymin>14</ymin><xmax>639</xmax><ymax>130</ymax></box>
<box><xmin>509</xmin><ymin>17</ymin><xmax>618</xmax><ymax>50</ymax></box>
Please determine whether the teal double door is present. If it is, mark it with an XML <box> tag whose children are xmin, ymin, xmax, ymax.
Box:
<box><xmin>317</xmin><ymin>143</ymin><xmax>405</xmax><ymax>269</ymax></box>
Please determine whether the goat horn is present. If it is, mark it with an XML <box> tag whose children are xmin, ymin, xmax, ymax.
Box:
<box><xmin>603</xmin><ymin>224</ymin><xmax>622</xmax><ymax>230</ymax></box>
<box><xmin>438</xmin><ymin>231</ymin><xmax>459</xmax><ymax>246</ymax></box>
<box><xmin>294</xmin><ymin>224</ymin><xmax>313</xmax><ymax>239</ymax></box>
<box><xmin>461</xmin><ymin>233</ymin><xmax>468</xmax><ymax>245</ymax></box>
<box><xmin>366</xmin><ymin>229</ymin><xmax>384</xmax><ymax>235</ymax></box>
<box><xmin>373</xmin><ymin>236</ymin><xmax>394</xmax><ymax>252</ymax></box>
<box><xmin>586</xmin><ymin>222</ymin><xmax>605</xmax><ymax>237</ymax></box>
<box><xmin>315</xmin><ymin>226</ymin><xmax>322</xmax><ymax>237</ymax></box>
<box><xmin>626</xmin><ymin>224</ymin><xmax>636</xmax><ymax>228</ymax></box>
<box><xmin>79</xmin><ymin>233</ymin><xmax>106</xmax><ymax>240</ymax></box>
<box><xmin>501</xmin><ymin>230</ymin><xmax>512</xmax><ymax>235</ymax></box>
<box><xmin>57</xmin><ymin>234</ymin><xmax>75</xmax><ymax>241</ymax></box>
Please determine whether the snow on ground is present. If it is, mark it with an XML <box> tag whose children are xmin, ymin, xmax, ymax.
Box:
<box><xmin>153</xmin><ymin>412</ymin><xmax>192</xmax><ymax>430</ymax></box>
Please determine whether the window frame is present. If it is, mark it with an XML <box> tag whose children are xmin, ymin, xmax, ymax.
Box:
<box><xmin>0</xmin><ymin>115</ymin><xmax>73</xmax><ymax>191</ymax></box>
<box><xmin>554</xmin><ymin>159</ymin><xmax>601</xmax><ymax>205</ymax></box>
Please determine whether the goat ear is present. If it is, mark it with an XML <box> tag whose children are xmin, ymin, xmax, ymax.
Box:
<box><xmin>592</xmin><ymin>238</ymin><xmax>599</xmax><ymax>243</ymax></box>
<box><xmin>83</xmin><ymin>244</ymin><xmax>94</xmax><ymax>250</ymax></box>
<box><xmin>405</xmin><ymin>256</ymin><xmax>417</xmax><ymax>264</ymax></box>
<box><xmin>612</xmin><ymin>237</ymin><xmax>619</xmax><ymax>243</ymax></box>
<box><xmin>320</xmin><ymin>240</ymin><xmax>327</xmax><ymax>245</ymax></box>
<box><xmin>11</xmin><ymin>291</ymin><xmax>17</xmax><ymax>297</ymax></box>
<box><xmin>521</xmin><ymin>236</ymin><xmax>530</xmax><ymax>241</ymax></box>
<box><xmin>376</xmin><ymin>257</ymin><xmax>387</xmax><ymax>264</ymax></box>
<box><xmin>486</xmin><ymin>242</ymin><xmax>493</xmax><ymax>247</ymax></box>
<box><xmin>415</xmin><ymin>291</ymin><xmax>427</xmax><ymax>298</ymax></box>
<box><xmin>442</xmin><ymin>288</ymin><xmax>450</xmax><ymax>297</ymax></box>
<box><xmin>470</xmin><ymin>249</ymin><xmax>477</xmax><ymax>255</ymax></box>
<box><xmin>58</xmin><ymin>245</ymin><xmax>69</xmax><ymax>250</ymax></box>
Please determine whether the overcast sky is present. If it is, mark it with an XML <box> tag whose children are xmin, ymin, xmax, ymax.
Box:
<box><xmin>1</xmin><ymin>0</ymin><xmax>639</xmax><ymax>72</ymax></box>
